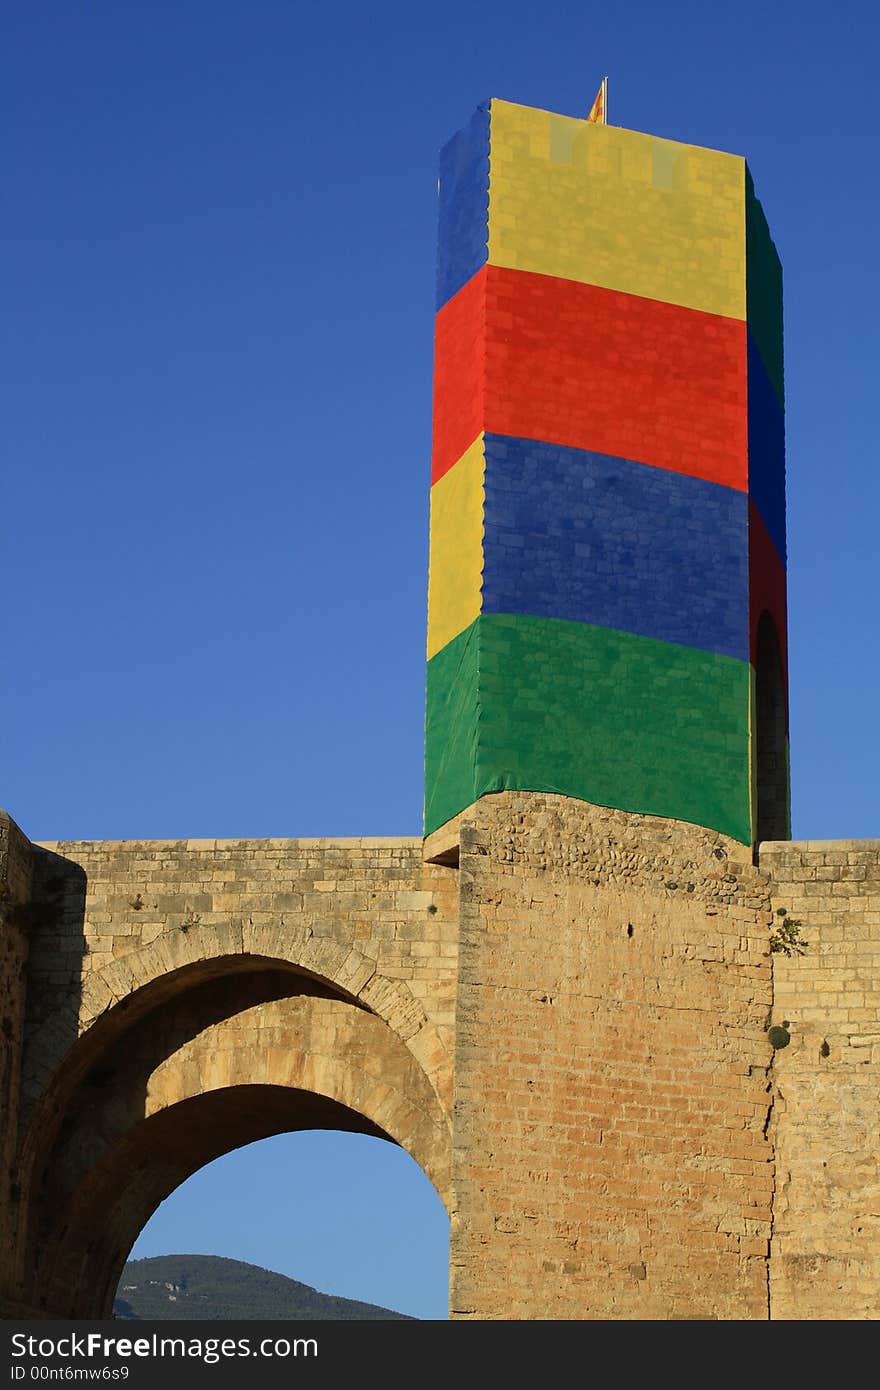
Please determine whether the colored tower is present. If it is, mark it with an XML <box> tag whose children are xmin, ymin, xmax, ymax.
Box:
<box><xmin>425</xmin><ymin>98</ymin><xmax>788</xmax><ymax>846</ymax></box>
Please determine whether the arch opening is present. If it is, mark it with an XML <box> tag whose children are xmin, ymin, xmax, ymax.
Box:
<box><xmin>120</xmin><ymin>1126</ymin><xmax>450</xmax><ymax>1320</ymax></box>
<box><xmin>18</xmin><ymin>957</ymin><xmax>451</xmax><ymax>1318</ymax></box>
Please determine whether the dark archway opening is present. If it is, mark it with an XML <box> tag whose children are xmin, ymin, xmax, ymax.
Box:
<box><xmin>755</xmin><ymin>610</ymin><xmax>789</xmax><ymax>843</ymax></box>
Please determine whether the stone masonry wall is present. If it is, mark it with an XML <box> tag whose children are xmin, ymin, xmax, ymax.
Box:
<box><xmin>450</xmin><ymin>792</ymin><xmax>775</xmax><ymax>1320</ymax></box>
<box><xmin>760</xmin><ymin>839</ymin><xmax>880</xmax><ymax>1320</ymax></box>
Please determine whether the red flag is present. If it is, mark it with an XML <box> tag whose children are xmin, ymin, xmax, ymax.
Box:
<box><xmin>587</xmin><ymin>76</ymin><xmax>608</xmax><ymax>125</ymax></box>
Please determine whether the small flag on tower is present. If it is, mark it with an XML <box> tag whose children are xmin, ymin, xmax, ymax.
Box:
<box><xmin>587</xmin><ymin>76</ymin><xmax>608</xmax><ymax>124</ymax></box>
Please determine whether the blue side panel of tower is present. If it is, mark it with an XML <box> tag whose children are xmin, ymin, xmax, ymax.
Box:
<box><xmin>435</xmin><ymin>102</ymin><xmax>490</xmax><ymax>311</ymax></box>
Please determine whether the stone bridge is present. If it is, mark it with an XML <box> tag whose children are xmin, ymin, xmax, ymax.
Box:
<box><xmin>1</xmin><ymin>817</ymin><xmax>457</xmax><ymax>1318</ymax></box>
<box><xmin>2</xmin><ymin>796</ymin><xmax>879</xmax><ymax>1320</ymax></box>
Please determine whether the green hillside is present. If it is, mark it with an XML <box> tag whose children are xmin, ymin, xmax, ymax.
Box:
<box><xmin>114</xmin><ymin>1254</ymin><xmax>414</xmax><ymax>1321</ymax></box>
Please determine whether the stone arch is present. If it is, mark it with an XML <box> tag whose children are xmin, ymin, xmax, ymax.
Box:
<box><xmin>16</xmin><ymin>943</ymin><xmax>452</xmax><ymax>1317</ymax></box>
<box><xmin>754</xmin><ymin>610</ymin><xmax>789</xmax><ymax>842</ymax></box>
<box><xmin>21</xmin><ymin>920</ymin><xmax>452</xmax><ymax>1126</ymax></box>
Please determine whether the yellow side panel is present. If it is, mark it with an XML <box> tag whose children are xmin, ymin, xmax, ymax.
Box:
<box><xmin>488</xmin><ymin>99</ymin><xmax>746</xmax><ymax>322</ymax></box>
<box><xmin>427</xmin><ymin>436</ymin><xmax>485</xmax><ymax>659</ymax></box>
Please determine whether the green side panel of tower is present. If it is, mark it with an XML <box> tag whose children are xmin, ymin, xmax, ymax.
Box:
<box><xmin>424</xmin><ymin>621</ymin><xmax>482</xmax><ymax>835</ymax></box>
<box><xmin>426</xmin><ymin>616</ymin><xmax>753</xmax><ymax>843</ymax></box>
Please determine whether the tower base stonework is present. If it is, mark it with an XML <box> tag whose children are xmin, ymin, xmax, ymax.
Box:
<box><xmin>445</xmin><ymin>793</ymin><xmax>775</xmax><ymax>1320</ymax></box>
<box><xmin>2</xmin><ymin>793</ymin><xmax>878</xmax><ymax>1319</ymax></box>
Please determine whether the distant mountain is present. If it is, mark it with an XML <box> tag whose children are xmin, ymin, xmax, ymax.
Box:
<box><xmin>114</xmin><ymin>1254</ymin><xmax>414</xmax><ymax>1321</ymax></box>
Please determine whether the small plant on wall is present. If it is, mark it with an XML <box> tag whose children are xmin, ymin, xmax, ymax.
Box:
<box><xmin>769</xmin><ymin>907</ymin><xmax>809</xmax><ymax>957</ymax></box>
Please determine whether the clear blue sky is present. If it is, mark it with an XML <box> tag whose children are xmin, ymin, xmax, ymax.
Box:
<box><xmin>3</xmin><ymin>0</ymin><xmax>878</xmax><ymax>1321</ymax></box>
